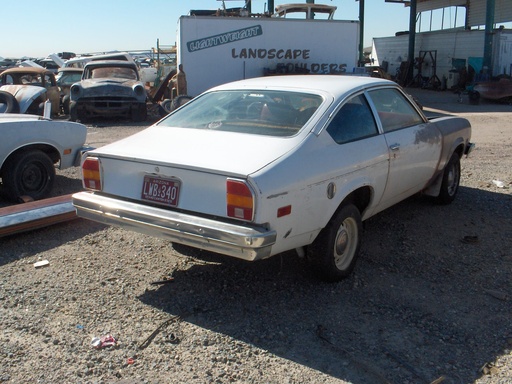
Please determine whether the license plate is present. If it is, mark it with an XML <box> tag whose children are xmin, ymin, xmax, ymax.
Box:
<box><xmin>141</xmin><ymin>175</ymin><xmax>180</xmax><ymax>207</ymax></box>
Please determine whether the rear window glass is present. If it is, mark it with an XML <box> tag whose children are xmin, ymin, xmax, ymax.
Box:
<box><xmin>158</xmin><ymin>90</ymin><xmax>323</xmax><ymax>137</ymax></box>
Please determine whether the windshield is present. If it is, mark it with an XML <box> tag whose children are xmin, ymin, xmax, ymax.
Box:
<box><xmin>89</xmin><ymin>66</ymin><xmax>138</xmax><ymax>80</ymax></box>
<box><xmin>158</xmin><ymin>90</ymin><xmax>323</xmax><ymax>137</ymax></box>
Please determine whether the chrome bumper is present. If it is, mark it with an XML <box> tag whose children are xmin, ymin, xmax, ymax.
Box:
<box><xmin>72</xmin><ymin>192</ymin><xmax>277</xmax><ymax>261</ymax></box>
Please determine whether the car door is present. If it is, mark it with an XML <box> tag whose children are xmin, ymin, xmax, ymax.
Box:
<box><xmin>324</xmin><ymin>93</ymin><xmax>390</xmax><ymax>215</ymax></box>
<box><xmin>367</xmin><ymin>87</ymin><xmax>442</xmax><ymax>209</ymax></box>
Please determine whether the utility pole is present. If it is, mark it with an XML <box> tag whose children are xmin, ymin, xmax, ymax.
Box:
<box><xmin>406</xmin><ymin>0</ymin><xmax>417</xmax><ymax>85</ymax></box>
<box><xmin>359</xmin><ymin>0</ymin><xmax>365</xmax><ymax>66</ymax></box>
<box><xmin>306</xmin><ymin>0</ymin><xmax>314</xmax><ymax>19</ymax></box>
<box><xmin>267</xmin><ymin>0</ymin><xmax>274</xmax><ymax>15</ymax></box>
<box><xmin>483</xmin><ymin>0</ymin><xmax>495</xmax><ymax>74</ymax></box>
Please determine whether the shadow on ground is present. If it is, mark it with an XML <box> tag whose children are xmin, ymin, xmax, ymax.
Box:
<box><xmin>138</xmin><ymin>186</ymin><xmax>511</xmax><ymax>383</ymax></box>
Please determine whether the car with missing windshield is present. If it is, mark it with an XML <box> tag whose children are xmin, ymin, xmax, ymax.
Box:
<box><xmin>0</xmin><ymin>67</ymin><xmax>60</xmax><ymax>116</ymax></box>
<box><xmin>72</xmin><ymin>75</ymin><xmax>473</xmax><ymax>281</ymax></box>
<box><xmin>69</xmin><ymin>60</ymin><xmax>147</xmax><ymax>122</ymax></box>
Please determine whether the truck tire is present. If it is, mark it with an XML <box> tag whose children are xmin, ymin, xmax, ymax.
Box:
<box><xmin>0</xmin><ymin>90</ymin><xmax>20</xmax><ymax>113</ymax></box>
<box><xmin>69</xmin><ymin>101</ymin><xmax>78</xmax><ymax>121</ymax></box>
<box><xmin>1</xmin><ymin>150</ymin><xmax>55</xmax><ymax>202</ymax></box>
<box><xmin>171</xmin><ymin>95</ymin><xmax>193</xmax><ymax>111</ymax></box>
<box><xmin>307</xmin><ymin>203</ymin><xmax>362</xmax><ymax>282</ymax></box>
<box><xmin>160</xmin><ymin>99</ymin><xmax>172</xmax><ymax>115</ymax></box>
<box><xmin>131</xmin><ymin>103</ymin><xmax>147</xmax><ymax>122</ymax></box>
<box><xmin>436</xmin><ymin>152</ymin><xmax>460</xmax><ymax>204</ymax></box>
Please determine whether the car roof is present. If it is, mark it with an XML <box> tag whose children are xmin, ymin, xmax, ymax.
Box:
<box><xmin>210</xmin><ymin>75</ymin><xmax>395</xmax><ymax>98</ymax></box>
<box><xmin>57</xmin><ymin>67</ymin><xmax>83</xmax><ymax>73</ymax></box>
<box><xmin>1</xmin><ymin>67</ymin><xmax>55</xmax><ymax>75</ymax></box>
<box><xmin>84</xmin><ymin>60</ymin><xmax>137</xmax><ymax>68</ymax></box>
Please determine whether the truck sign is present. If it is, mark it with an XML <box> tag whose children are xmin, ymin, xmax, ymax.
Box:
<box><xmin>177</xmin><ymin>16</ymin><xmax>360</xmax><ymax>96</ymax></box>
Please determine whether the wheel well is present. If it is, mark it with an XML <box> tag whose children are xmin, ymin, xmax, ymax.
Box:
<box><xmin>342</xmin><ymin>186</ymin><xmax>372</xmax><ymax>214</ymax></box>
<box><xmin>1</xmin><ymin>145</ymin><xmax>60</xmax><ymax>174</ymax></box>
<box><xmin>455</xmin><ymin>143</ymin><xmax>464</xmax><ymax>158</ymax></box>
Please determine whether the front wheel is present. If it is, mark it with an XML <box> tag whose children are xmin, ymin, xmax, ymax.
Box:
<box><xmin>436</xmin><ymin>152</ymin><xmax>461</xmax><ymax>204</ymax></box>
<box><xmin>131</xmin><ymin>103</ymin><xmax>147</xmax><ymax>122</ymax></box>
<box><xmin>1</xmin><ymin>150</ymin><xmax>55</xmax><ymax>201</ymax></box>
<box><xmin>307</xmin><ymin>203</ymin><xmax>362</xmax><ymax>282</ymax></box>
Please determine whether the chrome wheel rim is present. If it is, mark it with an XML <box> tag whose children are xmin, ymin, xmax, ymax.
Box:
<box><xmin>446</xmin><ymin>161</ymin><xmax>460</xmax><ymax>196</ymax></box>
<box><xmin>333</xmin><ymin>217</ymin><xmax>358</xmax><ymax>270</ymax></box>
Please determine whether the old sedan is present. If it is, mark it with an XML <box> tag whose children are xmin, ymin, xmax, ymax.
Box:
<box><xmin>69</xmin><ymin>60</ymin><xmax>147</xmax><ymax>122</ymax></box>
<box><xmin>72</xmin><ymin>75</ymin><xmax>473</xmax><ymax>281</ymax></box>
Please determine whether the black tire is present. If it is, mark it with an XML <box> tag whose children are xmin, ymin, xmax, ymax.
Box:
<box><xmin>1</xmin><ymin>150</ymin><xmax>55</xmax><ymax>201</ymax></box>
<box><xmin>69</xmin><ymin>101</ymin><xmax>78</xmax><ymax>121</ymax></box>
<box><xmin>160</xmin><ymin>99</ymin><xmax>172</xmax><ymax>115</ymax></box>
<box><xmin>171</xmin><ymin>95</ymin><xmax>193</xmax><ymax>111</ymax></box>
<box><xmin>436</xmin><ymin>152</ymin><xmax>461</xmax><ymax>204</ymax></box>
<box><xmin>0</xmin><ymin>90</ymin><xmax>20</xmax><ymax>113</ymax></box>
<box><xmin>131</xmin><ymin>103</ymin><xmax>147</xmax><ymax>122</ymax></box>
<box><xmin>307</xmin><ymin>203</ymin><xmax>362</xmax><ymax>282</ymax></box>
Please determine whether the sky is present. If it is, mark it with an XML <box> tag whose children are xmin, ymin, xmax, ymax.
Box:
<box><xmin>0</xmin><ymin>0</ymin><xmax>415</xmax><ymax>59</ymax></box>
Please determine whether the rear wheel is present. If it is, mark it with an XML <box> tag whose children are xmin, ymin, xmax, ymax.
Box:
<box><xmin>436</xmin><ymin>152</ymin><xmax>461</xmax><ymax>204</ymax></box>
<box><xmin>307</xmin><ymin>203</ymin><xmax>362</xmax><ymax>282</ymax></box>
<box><xmin>1</xmin><ymin>150</ymin><xmax>55</xmax><ymax>201</ymax></box>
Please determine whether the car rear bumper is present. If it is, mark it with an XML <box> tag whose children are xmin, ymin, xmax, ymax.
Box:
<box><xmin>72</xmin><ymin>191</ymin><xmax>277</xmax><ymax>261</ymax></box>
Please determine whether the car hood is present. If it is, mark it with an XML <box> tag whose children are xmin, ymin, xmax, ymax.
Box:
<box><xmin>91</xmin><ymin>125</ymin><xmax>304</xmax><ymax>176</ymax></box>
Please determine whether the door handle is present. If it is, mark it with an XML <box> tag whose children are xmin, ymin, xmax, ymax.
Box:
<box><xmin>389</xmin><ymin>143</ymin><xmax>400</xmax><ymax>151</ymax></box>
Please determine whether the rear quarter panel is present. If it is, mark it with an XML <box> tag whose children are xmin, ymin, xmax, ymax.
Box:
<box><xmin>429</xmin><ymin>116</ymin><xmax>472</xmax><ymax>169</ymax></box>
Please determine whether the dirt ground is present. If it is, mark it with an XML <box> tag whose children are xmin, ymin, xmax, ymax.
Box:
<box><xmin>0</xmin><ymin>88</ymin><xmax>511</xmax><ymax>384</ymax></box>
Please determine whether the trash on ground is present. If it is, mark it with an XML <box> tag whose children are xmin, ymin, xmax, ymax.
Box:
<box><xmin>492</xmin><ymin>180</ymin><xmax>505</xmax><ymax>188</ymax></box>
<box><xmin>150</xmin><ymin>277</ymin><xmax>175</xmax><ymax>285</ymax></box>
<box><xmin>91</xmin><ymin>335</ymin><xmax>117</xmax><ymax>349</ymax></box>
<box><xmin>33</xmin><ymin>260</ymin><xmax>50</xmax><ymax>268</ymax></box>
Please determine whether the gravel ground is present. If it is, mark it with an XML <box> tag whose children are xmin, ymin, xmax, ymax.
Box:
<box><xmin>0</xmin><ymin>89</ymin><xmax>511</xmax><ymax>384</ymax></box>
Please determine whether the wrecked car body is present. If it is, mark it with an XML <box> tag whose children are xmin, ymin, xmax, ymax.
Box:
<box><xmin>0</xmin><ymin>67</ymin><xmax>60</xmax><ymax>116</ymax></box>
<box><xmin>69</xmin><ymin>60</ymin><xmax>147</xmax><ymax>122</ymax></box>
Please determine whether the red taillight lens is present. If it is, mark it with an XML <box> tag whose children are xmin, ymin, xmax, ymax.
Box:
<box><xmin>226</xmin><ymin>179</ymin><xmax>254</xmax><ymax>221</ymax></box>
<box><xmin>82</xmin><ymin>157</ymin><xmax>102</xmax><ymax>191</ymax></box>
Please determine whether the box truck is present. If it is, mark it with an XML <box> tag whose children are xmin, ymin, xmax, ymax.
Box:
<box><xmin>176</xmin><ymin>14</ymin><xmax>360</xmax><ymax>97</ymax></box>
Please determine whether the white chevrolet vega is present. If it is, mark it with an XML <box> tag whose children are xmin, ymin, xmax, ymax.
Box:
<box><xmin>72</xmin><ymin>75</ymin><xmax>473</xmax><ymax>281</ymax></box>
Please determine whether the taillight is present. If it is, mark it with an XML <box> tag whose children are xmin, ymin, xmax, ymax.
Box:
<box><xmin>226</xmin><ymin>179</ymin><xmax>254</xmax><ymax>221</ymax></box>
<box><xmin>82</xmin><ymin>157</ymin><xmax>102</xmax><ymax>191</ymax></box>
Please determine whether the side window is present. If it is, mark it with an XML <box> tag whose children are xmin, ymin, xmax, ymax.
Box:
<box><xmin>326</xmin><ymin>94</ymin><xmax>378</xmax><ymax>144</ymax></box>
<box><xmin>368</xmin><ymin>88</ymin><xmax>424</xmax><ymax>133</ymax></box>
<box><xmin>44</xmin><ymin>74</ymin><xmax>55</xmax><ymax>87</ymax></box>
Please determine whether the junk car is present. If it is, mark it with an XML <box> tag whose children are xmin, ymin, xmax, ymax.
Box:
<box><xmin>72</xmin><ymin>75</ymin><xmax>473</xmax><ymax>281</ymax></box>
<box><xmin>69</xmin><ymin>60</ymin><xmax>147</xmax><ymax>122</ymax></box>
<box><xmin>0</xmin><ymin>67</ymin><xmax>60</xmax><ymax>116</ymax></box>
<box><xmin>56</xmin><ymin>67</ymin><xmax>83</xmax><ymax>115</ymax></box>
